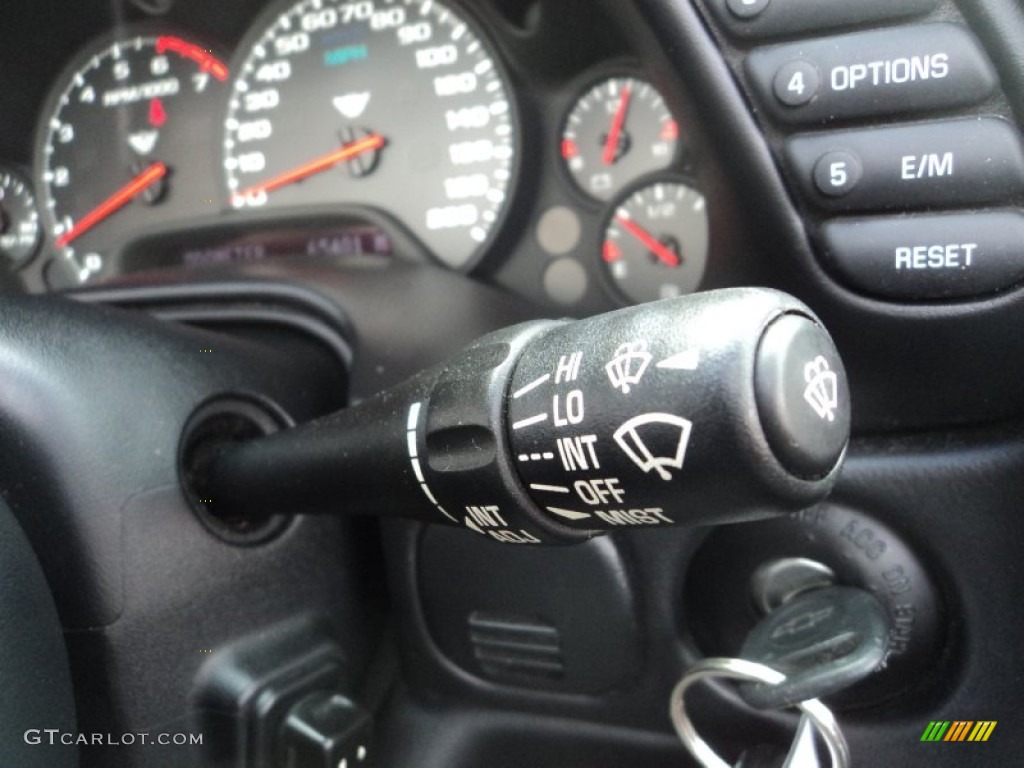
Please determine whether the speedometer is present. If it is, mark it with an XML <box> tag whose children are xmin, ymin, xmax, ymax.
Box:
<box><xmin>224</xmin><ymin>0</ymin><xmax>517</xmax><ymax>270</ymax></box>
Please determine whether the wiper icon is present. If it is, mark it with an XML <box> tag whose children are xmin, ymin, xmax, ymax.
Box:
<box><xmin>606</xmin><ymin>341</ymin><xmax>653</xmax><ymax>394</ymax></box>
<box><xmin>613</xmin><ymin>413</ymin><xmax>693</xmax><ymax>481</ymax></box>
<box><xmin>803</xmin><ymin>356</ymin><xmax>839</xmax><ymax>422</ymax></box>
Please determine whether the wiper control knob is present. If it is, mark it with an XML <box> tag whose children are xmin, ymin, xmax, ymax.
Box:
<box><xmin>206</xmin><ymin>288</ymin><xmax>850</xmax><ymax>544</ymax></box>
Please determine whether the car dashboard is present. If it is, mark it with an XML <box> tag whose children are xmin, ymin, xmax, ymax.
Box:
<box><xmin>3</xmin><ymin>0</ymin><xmax>713</xmax><ymax>313</ymax></box>
<box><xmin>0</xmin><ymin>0</ymin><xmax>1023</xmax><ymax>766</ymax></box>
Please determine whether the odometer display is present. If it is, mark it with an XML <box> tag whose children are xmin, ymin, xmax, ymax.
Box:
<box><xmin>224</xmin><ymin>0</ymin><xmax>517</xmax><ymax>270</ymax></box>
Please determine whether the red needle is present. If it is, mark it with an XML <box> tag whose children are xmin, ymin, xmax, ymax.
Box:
<box><xmin>56</xmin><ymin>162</ymin><xmax>167</xmax><ymax>248</ymax></box>
<box><xmin>602</xmin><ymin>84</ymin><xmax>632</xmax><ymax>165</ymax></box>
<box><xmin>236</xmin><ymin>133</ymin><xmax>386</xmax><ymax>200</ymax></box>
<box><xmin>616</xmin><ymin>215</ymin><xmax>680</xmax><ymax>268</ymax></box>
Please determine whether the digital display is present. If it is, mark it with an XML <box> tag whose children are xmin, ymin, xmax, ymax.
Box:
<box><xmin>179</xmin><ymin>224</ymin><xmax>393</xmax><ymax>268</ymax></box>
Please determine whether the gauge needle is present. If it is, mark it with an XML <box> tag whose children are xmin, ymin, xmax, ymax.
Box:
<box><xmin>602</xmin><ymin>84</ymin><xmax>632</xmax><ymax>165</ymax></box>
<box><xmin>56</xmin><ymin>162</ymin><xmax>168</xmax><ymax>248</ymax></box>
<box><xmin>616</xmin><ymin>215</ymin><xmax>680</xmax><ymax>268</ymax></box>
<box><xmin>236</xmin><ymin>133</ymin><xmax>386</xmax><ymax>200</ymax></box>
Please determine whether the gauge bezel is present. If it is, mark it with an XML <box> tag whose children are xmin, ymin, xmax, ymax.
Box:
<box><xmin>220</xmin><ymin>0</ymin><xmax>523</xmax><ymax>275</ymax></box>
<box><xmin>0</xmin><ymin>164</ymin><xmax>42</xmax><ymax>269</ymax></box>
<box><xmin>597</xmin><ymin>172</ymin><xmax>709</xmax><ymax>307</ymax></box>
<box><xmin>558</xmin><ymin>68</ymin><xmax>682</xmax><ymax>205</ymax></box>
<box><xmin>32</xmin><ymin>23</ymin><xmax>229</xmax><ymax>288</ymax></box>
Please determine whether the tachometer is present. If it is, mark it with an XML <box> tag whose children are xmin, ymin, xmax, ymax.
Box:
<box><xmin>223</xmin><ymin>0</ymin><xmax>517</xmax><ymax>270</ymax></box>
<box><xmin>35</xmin><ymin>31</ymin><xmax>229</xmax><ymax>284</ymax></box>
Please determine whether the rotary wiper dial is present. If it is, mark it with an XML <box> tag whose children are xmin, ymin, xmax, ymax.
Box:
<box><xmin>204</xmin><ymin>288</ymin><xmax>850</xmax><ymax>544</ymax></box>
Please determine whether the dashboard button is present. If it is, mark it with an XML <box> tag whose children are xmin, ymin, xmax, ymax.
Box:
<box><xmin>708</xmin><ymin>0</ymin><xmax>938</xmax><ymax>40</ymax></box>
<box><xmin>726</xmin><ymin>0</ymin><xmax>771</xmax><ymax>21</ymax></box>
<box><xmin>812</xmin><ymin>151</ymin><xmax>861</xmax><ymax>197</ymax></box>
<box><xmin>755</xmin><ymin>314</ymin><xmax>849</xmax><ymax>480</ymax></box>
<box><xmin>772</xmin><ymin>60</ymin><xmax>820</xmax><ymax>107</ymax></box>
<box><xmin>746</xmin><ymin>24</ymin><xmax>998</xmax><ymax>125</ymax></box>
<box><xmin>820</xmin><ymin>212</ymin><xmax>1024</xmax><ymax>300</ymax></box>
<box><xmin>785</xmin><ymin>118</ymin><xmax>1024</xmax><ymax>212</ymax></box>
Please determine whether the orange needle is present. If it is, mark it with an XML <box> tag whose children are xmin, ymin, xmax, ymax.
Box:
<box><xmin>602</xmin><ymin>84</ymin><xmax>632</xmax><ymax>165</ymax></box>
<box><xmin>616</xmin><ymin>215</ymin><xmax>680</xmax><ymax>268</ymax></box>
<box><xmin>236</xmin><ymin>133</ymin><xmax>386</xmax><ymax>200</ymax></box>
<box><xmin>56</xmin><ymin>162</ymin><xmax>167</xmax><ymax>248</ymax></box>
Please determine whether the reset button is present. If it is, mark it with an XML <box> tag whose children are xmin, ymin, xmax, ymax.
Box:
<box><xmin>820</xmin><ymin>212</ymin><xmax>1024</xmax><ymax>300</ymax></box>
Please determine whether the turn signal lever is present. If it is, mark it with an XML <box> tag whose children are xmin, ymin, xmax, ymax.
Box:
<box><xmin>204</xmin><ymin>288</ymin><xmax>850</xmax><ymax>545</ymax></box>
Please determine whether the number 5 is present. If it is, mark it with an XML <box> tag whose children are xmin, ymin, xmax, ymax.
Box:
<box><xmin>829</xmin><ymin>162</ymin><xmax>847</xmax><ymax>188</ymax></box>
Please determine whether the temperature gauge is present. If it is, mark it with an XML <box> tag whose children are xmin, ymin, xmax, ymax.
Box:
<box><xmin>602</xmin><ymin>179</ymin><xmax>708</xmax><ymax>305</ymax></box>
<box><xmin>0</xmin><ymin>168</ymin><xmax>41</xmax><ymax>267</ymax></box>
<box><xmin>561</xmin><ymin>76</ymin><xmax>679</xmax><ymax>201</ymax></box>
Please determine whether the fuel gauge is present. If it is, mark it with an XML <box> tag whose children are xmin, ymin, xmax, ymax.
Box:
<box><xmin>601</xmin><ymin>179</ymin><xmax>708</xmax><ymax>305</ymax></box>
<box><xmin>562</xmin><ymin>76</ymin><xmax>679</xmax><ymax>201</ymax></box>
<box><xmin>0</xmin><ymin>168</ymin><xmax>41</xmax><ymax>268</ymax></box>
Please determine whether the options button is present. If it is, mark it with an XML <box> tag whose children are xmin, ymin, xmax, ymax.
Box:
<box><xmin>747</xmin><ymin>24</ymin><xmax>997</xmax><ymax>124</ymax></box>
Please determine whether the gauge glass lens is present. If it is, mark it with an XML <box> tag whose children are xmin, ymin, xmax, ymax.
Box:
<box><xmin>602</xmin><ymin>179</ymin><xmax>708</xmax><ymax>305</ymax></box>
<box><xmin>223</xmin><ymin>0</ymin><xmax>516</xmax><ymax>270</ymax></box>
<box><xmin>36</xmin><ymin>34</ymin><xmax>229</xmax><ymax>283</ymax></box>
<box><xmin>562</xmin><ymin>76</ymin><xmax>679</xmax><ymax>202</ymax></box>
<box><xmin>0</xmin><ymin>169</ymin><xmax>41</xmax><ymax>267</ymax></box>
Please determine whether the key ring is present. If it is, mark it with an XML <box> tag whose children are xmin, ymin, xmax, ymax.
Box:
<box><xmin>669</xmin><ymin>657</ymin><xmax>850</xmax><ymax>768</ymax></box>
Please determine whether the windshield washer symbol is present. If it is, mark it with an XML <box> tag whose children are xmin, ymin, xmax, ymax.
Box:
<box><xmin>613</xmin><ymin>413</ymin><xmax>693</xmax><ymax>481</ymax></box>
<box><xmin>803</xmin><ymin>356</ymin><xmax>839</xmax><ymax>422</ymax></box>
<box><xmin>606</xmin><ymin>341</ymin><xmax>653</xmax><ymax>394</ymax></box>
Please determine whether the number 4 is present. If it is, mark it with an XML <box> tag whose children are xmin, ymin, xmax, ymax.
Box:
<box><xmin>787</xmin><ymin>70</ymin><xmax>805</xmax><ymax>97</ymax></box>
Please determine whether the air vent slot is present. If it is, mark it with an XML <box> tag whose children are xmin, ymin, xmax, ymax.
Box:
<box><xmin>468</xmin><ymin>611</ymin><xmax>564</xmax><ymax>682</ymax></box>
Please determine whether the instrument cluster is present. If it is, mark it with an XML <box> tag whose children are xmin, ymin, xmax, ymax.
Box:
<box><xmin>0</xmin><ymin>0</ymin><xmax>708</xmax><ymax>309</ymax></box>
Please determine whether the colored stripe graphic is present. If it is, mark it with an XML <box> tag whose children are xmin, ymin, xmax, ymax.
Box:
<box><xmin>968</xmin><ymin>722</ymin><xmax>997</xmax><ymax>742</ymax></box>
<box><xmin>945</xmin><ymin>721</ymin><xmax>973</xmax><ymax>741</ymax></box>
<box><xmin>921</xmin><ymin>720</ymin><xmax>997</xmax><ymax>742</ymax></box>
<box><xmin>921</xmin><ymin>721</ymin><xmax>950</xmax><ymax>742</ymax></box>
